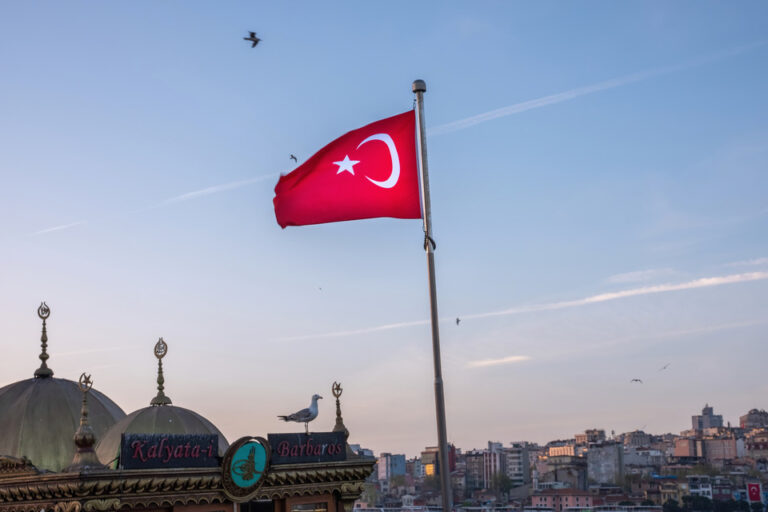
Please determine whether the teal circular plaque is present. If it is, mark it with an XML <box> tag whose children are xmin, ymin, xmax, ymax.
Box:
<box><xmin>222</xmin><ymin>436</ymin><xmax>271</xmax><ymax>501</ymax></box>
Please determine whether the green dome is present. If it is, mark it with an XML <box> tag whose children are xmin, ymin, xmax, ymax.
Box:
<box><xmin>0</xmin><ymin>377</ymin><xmax>126</xmax><ymax>472</ymax></box>
<box><xmin>96</xmin><ymin>405</ymin><xmax>229</xmax><ymax>466</ymax></box>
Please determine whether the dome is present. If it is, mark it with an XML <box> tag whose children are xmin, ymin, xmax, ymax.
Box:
<box><xmin>96</xmin><ymin>404</ymin><xmax>229</xmax><ymax>465</ymax></box>
<box><xmin>0</xmin><ymin>377</ymin><xmax>126</xmax><ymax>472</ymax></box>
<box><xmin>0</xmin><ymin>304</ymin><xmax>126</xmax><ymax>472</ymax></box>
<box><xmin>96</xmin><ymin>337</ymin><xmax>228</xmax><ymax>466</ymax></box>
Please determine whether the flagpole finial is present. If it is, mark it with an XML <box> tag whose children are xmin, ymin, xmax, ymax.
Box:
<box><xmin>412</xmin><ymin>80</ymin><xmax>426</xmax><ymax>93</ymax></box>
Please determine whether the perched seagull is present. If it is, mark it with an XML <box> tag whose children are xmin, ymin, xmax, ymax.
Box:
<box><xmin>630</xmin><ymin>378</ymin><xmax>643</xmax><ymax>384</ymax></box>
<box><xmin>290</xmin><ymin>154</ymin><xmax>298</xmax><ymax>163</ymax></box>
<box><xmin>659</xmin><ymin>363</ymin><xmax>671</xmax><ymax>371</ymax></box>
<box><xmin>278</xmin><ymin>394</ymin><xmax>322</xmax><ymax>434</ymax></box>
<box><xmin>456</xmin><ymin>317</ymin><xmax>460</xmax><ymax>326</ymax></box>
<box><xmin>243</xmin><ymin>32</ymin><xmax>261</xmax><ymax>48</ymax></box>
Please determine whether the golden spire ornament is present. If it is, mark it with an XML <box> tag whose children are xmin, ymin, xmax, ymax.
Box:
<box><xmin>150</xmin><ymin>337</ymin><xmax>172</xmax><ymax>406</ymax></box>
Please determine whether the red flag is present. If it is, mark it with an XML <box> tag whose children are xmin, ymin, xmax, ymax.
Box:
<box><xmin>748</xmin><ymin>483</ymin><xmax>761</xmax><ymax>502</ymax></box>
<box><xmin>273</xmin><ymin>111</ymin><xmax>421</xmax><ymax>228</ymax></box>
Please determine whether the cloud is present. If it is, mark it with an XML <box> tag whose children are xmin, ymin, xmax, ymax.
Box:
<box><xmin>28</xmin><ymin>221</ymin><xmax>87</xmax><ymax>237</ymax></box>
<box><xmin>428</xmin><ymin>41</ymin><xmax>766</xmax><ymax>136</ymax></box>
<box><xmin>467</xmin><ymin>355</ymin><xmax>531</xmax><ymax>368</ymax></box>
<box><xmin>607</xmin><ymin>268</ymin><xmax>676</xmax><ymax>284</ymax></box>
<box><xmin>279</xmin><ymin>271</ymin><xmax>768</xmax><ymax>342</ymax></box>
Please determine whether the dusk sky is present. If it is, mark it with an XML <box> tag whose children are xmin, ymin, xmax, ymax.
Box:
<box><xmin>1</xmin><ymin>2</ymin><xmax>767</xmax><ymax>458</ymax></box>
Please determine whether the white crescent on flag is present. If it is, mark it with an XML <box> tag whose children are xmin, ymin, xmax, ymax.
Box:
<box><xmin>357</xmin><ymin>133</ymin><xmax>400</xmax><ymax>189</ymax></box>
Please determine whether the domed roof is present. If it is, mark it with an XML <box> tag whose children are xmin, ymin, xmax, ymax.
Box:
<box><xmin>96</xmin><ymin>404</ymin><xmax>229</xmax><ymax>465</ymax></box>
<box><xmin>0</xmin><ymin>304</ymin><xmax>126</xmax><ymax>472</ymax></box>
<box><xmin>96</xmin><ymin>338</ymin><xmax>228</xmax><ymax>466</ymax></box>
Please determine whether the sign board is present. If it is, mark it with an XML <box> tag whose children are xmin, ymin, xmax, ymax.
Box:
<box><xmin>222</xmin><ymin>436</ymin><xmax>271</xmax><ymax>502</ymax></box>
<box><xmin>120</xmin><ymin>433</ymin><xmax>219</xmax><ymax>469</ymax></box>
<box><xmin>268</xmin><ymin>431</ymin><xmax>346</xmax><ymax>464</ymax></box>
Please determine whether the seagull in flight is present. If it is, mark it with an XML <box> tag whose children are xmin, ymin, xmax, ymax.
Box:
<box><xmin>243</xmin><ymin>32</ymin><xmax>261</xmax><ymax>48</ymax></box>
<box><xmin>659</xmin><ymin>363</ymin><xmax>671</xmax><ymax>371</ymax></box>
<box><xmin>630</xmin><ymin>378</ymin><xmax>643</xmax><ymax>384</ymax></box>
<box><xmin>290</xmin><ymin>154</ymin><xmax>298</xmax><ymax>163</ymax></box>
<box><xmin>278</xmin><ymin>394</ymin><xmax>322</xmax><ymax>434</ymax></box>
<box><xmin>456</xmin><ymin>317</ymin><xmax>461</xmax><ymax>326</ymax></box>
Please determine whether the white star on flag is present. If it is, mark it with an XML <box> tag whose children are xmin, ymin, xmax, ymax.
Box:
<box><xmin>333</xmin><ymin>155</ymin><xmax>359</xmax><ymax>175</ymax></box>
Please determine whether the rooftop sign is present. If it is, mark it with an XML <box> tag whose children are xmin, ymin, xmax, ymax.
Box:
<box><xmin>120</xmin><ymin>433</ymin><xmax>219</xmax><ymax>469</ymax></box>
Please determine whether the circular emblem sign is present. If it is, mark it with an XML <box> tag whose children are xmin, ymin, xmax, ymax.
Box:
<box><xmin>222</xmin><ymin>436</ymin><xmax>271</xmax><ymax>502</ymax></box>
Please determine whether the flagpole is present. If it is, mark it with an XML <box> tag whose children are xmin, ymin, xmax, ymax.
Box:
<box><xmin>413</xmin><ymin>79</ymin><xmax>453</xmax><ymax>512</ymax></box>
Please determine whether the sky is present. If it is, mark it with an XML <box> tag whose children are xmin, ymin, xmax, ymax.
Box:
<box><xmin>1</xmin><ymin>1</ymin><xmax>767</xmax><ymax>459</ymax></box>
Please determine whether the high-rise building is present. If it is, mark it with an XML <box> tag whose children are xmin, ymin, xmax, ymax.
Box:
<box><xmin>378</xmin><ymin>452</ymin><xmax>406</xmax><ymax>481</ymax></box>
<box><xmin>586</xmin><ymin>442</ymin><xmax>624</xmax><ymax>485</ymax></box>
<box><xmin>504</xmin><ymin>442</ymin><xmax>531</xmax><ymax>487</ymax></box>
<box><xmin>465</xmin><ymin>451</ymin><xmax>484</xmax><ymax>491</ymax></box>
<box><xmin>483</xmin><ymin>442</ymin><xmax>505</xmax><ymax>489</ymax></box>
<box><xmin>692</xmin><ymin>404</ymin><xmax>724</xmax><ymax>431</ymax></box>
<box><xmin>740</xmin><ymin>409</ymin><xmax>768</xmax><ymax>429</ymax></box>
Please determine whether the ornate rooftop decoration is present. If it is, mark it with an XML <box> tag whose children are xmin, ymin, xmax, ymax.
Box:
<box><xmin>65</xmin><ymin>373</ymin><xmax>107</xmax><ymax>472</ymax></box>
<box><xmin>34</xmin><ymin>302</ymin><xmax>53</xmax><ymax>378</ymax></box>
<box><xmin>332</xmin><ymin>381</ymin><xmax>349</xmax><ymax>441</ymax></box>
<box><xmin>150</xmin><ymin>338</ymin><xmax>172</xmax><ymax>406</ymax></box>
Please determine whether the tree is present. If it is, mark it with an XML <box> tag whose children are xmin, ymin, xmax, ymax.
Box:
<box><xmin>422</xmin><ymin>475</ymin><xmax>440</xmax><ymax>492</ymax></box>
<box><xmin>390</xmin><ymin>474</ymin><xmax>406</xmax><ymax>488</ymax></box>
<box><xmin>361</xmin><ymin>482</ymin><xmax>378</xmax><ymax>507</ymax></box>
<box><xmin>665</xmin><ymin>499</ymin><xmax>684</xmax><ymax>512</ymax></box>
<box><xmin>490</xmin><ymin>473</ymin><xmax>513</xmax><ymax>495</ymax></box>
<box><xmin>683</xmin><ymin>495</ymin><xmax>713</xmax><ymax>512</ymax></box>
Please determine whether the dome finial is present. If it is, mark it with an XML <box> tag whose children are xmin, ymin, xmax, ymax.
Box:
<box><xmin>150</xmin><ymin>338</ymin><xmax>172</xmax><ymax>406</ymax></box>
<box><xmin>34</xmin><ymin>302</ymin><xmax>53</xmax><ymax>378</ymax></box>
<box><xmin>332</xmin><ymin>381</ymin><xmax>349</xmax><ymax>441</ymax></box>
<box><xmin>65</xmin><ymin>372</ymin><xmax>107</xmax><ymax>472</ymax></box>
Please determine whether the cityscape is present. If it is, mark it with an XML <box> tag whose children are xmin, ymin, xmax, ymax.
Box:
<box><xmin>1</xmin><ymin>3</ymin><xmax>767</xmax><ymax>512</ymax></box>
<box><xmin>355</xmin><ymin>405</ymin><xmax>768</xmax><ymax>512</ymax></box>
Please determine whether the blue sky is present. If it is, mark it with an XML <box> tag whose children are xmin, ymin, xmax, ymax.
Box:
<box><xmin>1</xmin><ymin>1</ymin><xmax>767</xmax><ymax>457</ymax></box>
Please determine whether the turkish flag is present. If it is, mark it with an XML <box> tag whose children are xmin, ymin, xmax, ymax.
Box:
<box><xmin>748</xmin><ymin>483</ymin><xmax>761</xmax><ymax>502</ymax></box>
<box><xmin>273</xmin><ymin>111</ymin><xmax>421</xmax><ymax>228</ymax></box>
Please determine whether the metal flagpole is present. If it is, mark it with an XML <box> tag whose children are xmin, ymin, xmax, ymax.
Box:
<box><xmin>412</xmin><ymin>79</ymin><xmax>453</xmax><ymax>512</ymax></box>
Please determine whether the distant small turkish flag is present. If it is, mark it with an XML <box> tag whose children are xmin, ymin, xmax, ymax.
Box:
<box><xmin>748</xmin><ymin>483</ymin><xmax>761</xmax><ymax>502</ymax></box>
<box><xmin>273</xmin><ymin>111</ymin><xmax>421</xmax><ymax>228</ymax></box>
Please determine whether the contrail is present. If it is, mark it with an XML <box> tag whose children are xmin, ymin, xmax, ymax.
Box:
<box><xmin>155</xmin><ymin>173</ymin><xmax>280</xmax><ymax>207</ymax></box>
<box><xmin>28</xmin><ymin>221</ymin><xmax>87</xmax><ymax>237</ymax></box>
<box><xmin>278</xmin><ymin>271</ymin><xmax>768</xmax><ymax>342</ymax></box>
<box><xmin>467</xmin><ymin>355</ymin><xmax>531</xmax><ymax>368</ymax></box>
<box><xmin>30</xmin><ymin>172</ymin><xmax>281</xmax><ymax>235</ymax></box>
<box><xmin>429</xmin><ymin>42</ymin><xmax>766</xmax><ymax>136</ymax></box>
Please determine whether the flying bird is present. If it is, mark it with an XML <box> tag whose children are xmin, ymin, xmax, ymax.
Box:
<box><xmin>278</xmin><ymin>394</ymin><xmax>322</xmax><ymax>434</ymax></box>
<box><xmin>630</xmin><ymin>379</ymin><xmax>643</xmax><ymax>384</ymax></box>
<box><xmin>290</xmin><ymin>154</ymin><xmax>298</xmax><ymax>163</ymax></box>
<box><xmin>243</xmin><ymin>32</ymin><xmax>261</xmax><ymax>48</ymax></box>
<box><xmin>659</xmin><ymin>363</ymin><xmax>671</xmax><ymax>371</ymax></box>
<box><xmin>456</xmin><ymin>317</ymin><xmax>460</xmax><ymax>326</ymax></box>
